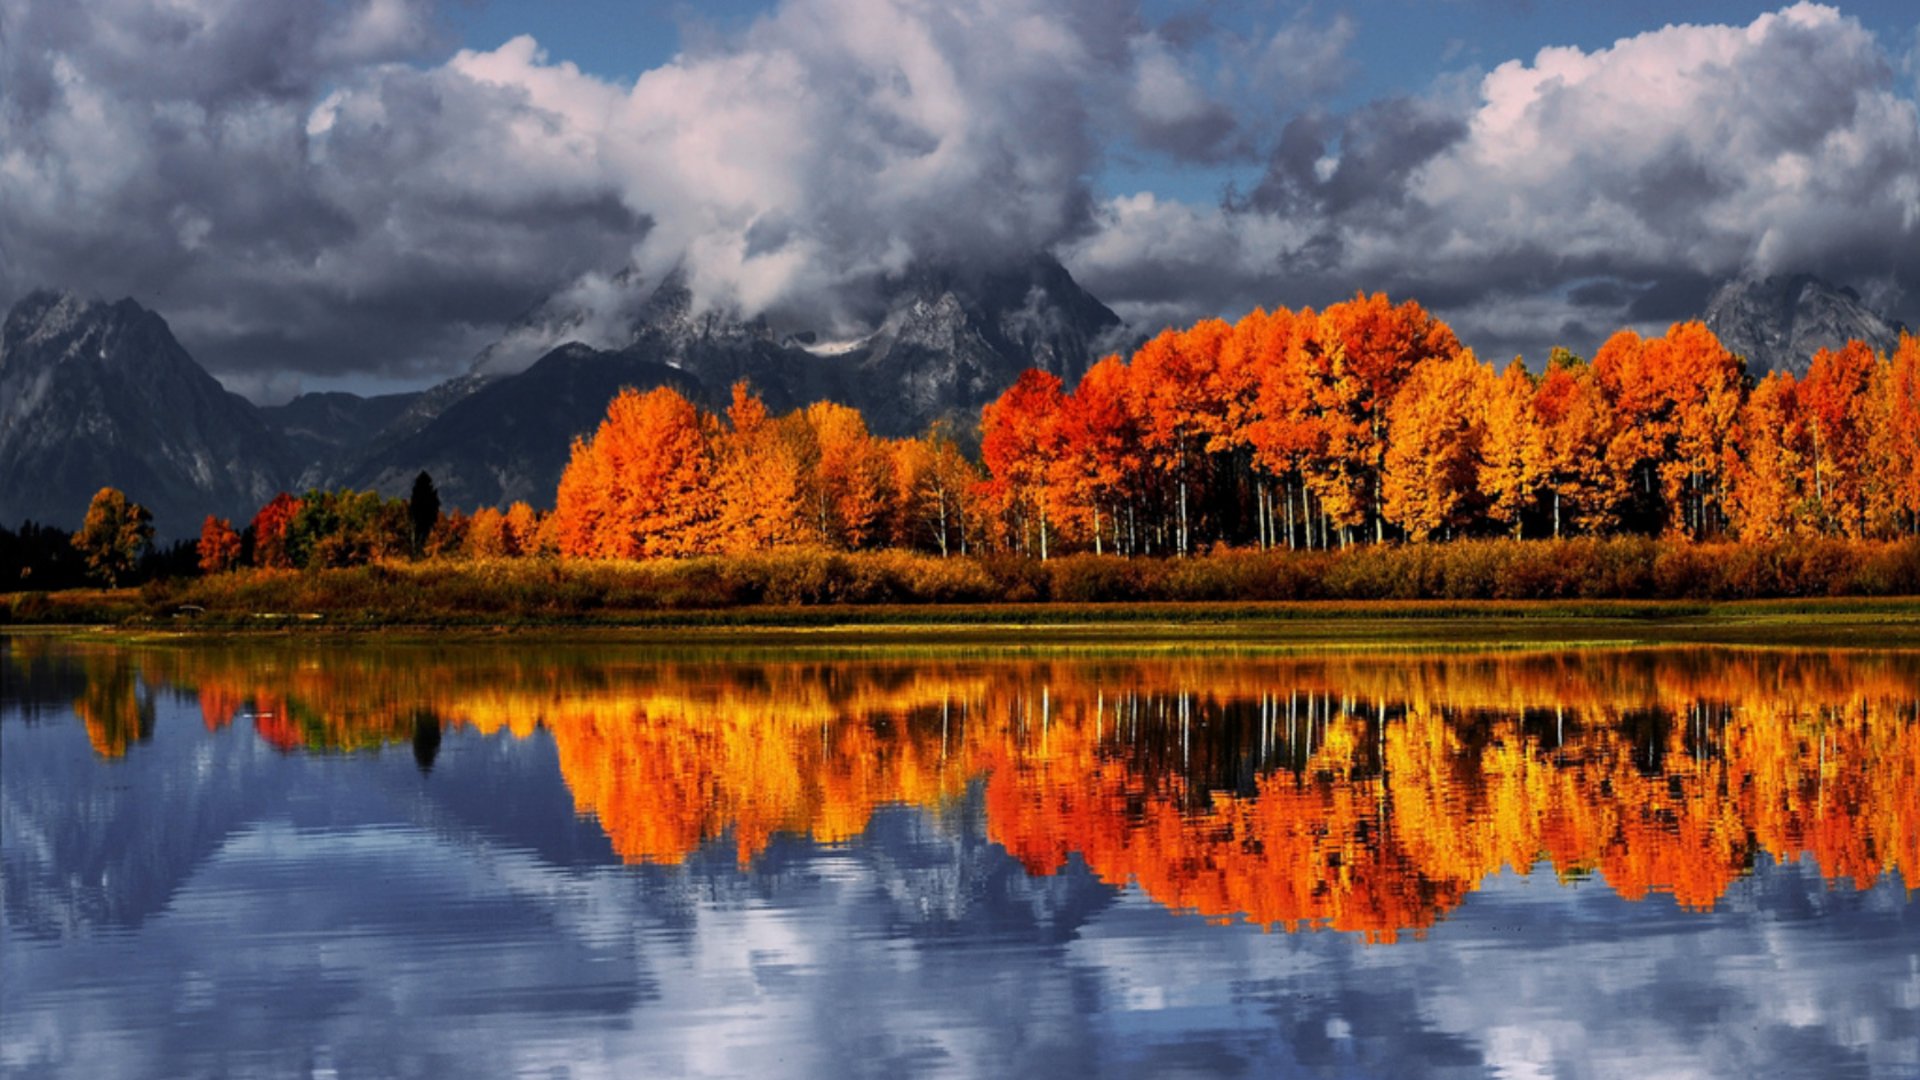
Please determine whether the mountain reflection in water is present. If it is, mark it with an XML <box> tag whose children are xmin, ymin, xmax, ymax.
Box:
<box><xmin>16</xmin><ymin>640</ymin><xmax>1915</xmax><ymax>941</ymax></box>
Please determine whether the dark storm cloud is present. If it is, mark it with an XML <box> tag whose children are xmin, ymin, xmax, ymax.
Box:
<box><xmin>1245</xmin><ymin>98</ymin><xmax>1468</xmax><ymax>219</ymax></box>
<box><xmin>1</xmin><ymin>0</ymin><xmax>1281</xmax><ymax>394</ymax></box>
<box><xmin>0</xmin><ymin>0</ymin><xmax>650</xmax><ymax>396</ymax></box>
<box><xmin>1625</xmin><ymin>273</ymin><xmax>1719</xmax><ymax>324</ymax></box>
<box><xmin>1067</xmin><ymin>2</ymin><xmax>1920</xmax><ymax>363</ymax></box>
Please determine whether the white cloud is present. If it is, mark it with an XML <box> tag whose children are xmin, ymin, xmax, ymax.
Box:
<box><xmin>1069</xmin><ymin>3</ymin><xmax>1920</xmax><ymax>361</ymax></box>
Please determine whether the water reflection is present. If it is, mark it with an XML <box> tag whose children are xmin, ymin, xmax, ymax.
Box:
<box><xmin>4</xmin><ymin>637</ymin><xmax>1917</xmax><ymax>1079</ymax></box>
<box><xmin>11</xmin><ymin>640</ymin><xmax>1915</xmax><ymax>939</ymax></box>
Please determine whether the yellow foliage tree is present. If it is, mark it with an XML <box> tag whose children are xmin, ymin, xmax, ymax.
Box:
<box><xmin>1381</xmin><ymin>350</ymin><xmax>1494</xmax><ymax>541</ymax></box>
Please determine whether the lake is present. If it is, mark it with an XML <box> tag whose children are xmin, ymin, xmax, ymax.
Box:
<box><xmin>3</xmin><ymin>635</ymin><xmax>1916</xmax><ymax>1078</ymax></box>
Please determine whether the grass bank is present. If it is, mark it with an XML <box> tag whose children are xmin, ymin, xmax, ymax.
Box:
<box><xmin>5</xmin><ymin>539</ymin><xmax>1920</xmax><ymax>646</ymax></box>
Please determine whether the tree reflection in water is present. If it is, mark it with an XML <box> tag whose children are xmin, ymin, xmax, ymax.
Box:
<box><xmin>40</xmin><ymin>643</ymin><xmax>1919</xmax><ymax>941</ymax></box>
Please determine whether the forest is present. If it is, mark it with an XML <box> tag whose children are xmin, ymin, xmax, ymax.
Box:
<box><xmin>12</xmin><ymin>293</ymin><xmax>1920</xmax><ymax>605</ymax></box>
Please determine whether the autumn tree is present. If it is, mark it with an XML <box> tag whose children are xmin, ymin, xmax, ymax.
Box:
<box><xmin>711</xmin><ymin>382</ymin><xmax>809</xmax><ymax>553</ymax></box>
<box><xmin>1312</xmin><ymin>294</ymin><xmax>1462</xmax><ymax>545</ymax></box>
<box><xmin>197</xmin><ymin>515</ymin><xmax>242</xmax><ymax>574</ymax></box>
<box><xmin>1799</xmin><ymin>340</ymin><xmax>1879</xmax><ymax>537</ymax></box>
<box><xmin>1591</xmin><ymin>328</ymin><xmax>1662</xmax><ymax>529</ymax></box>
<box><xmin>1652</xmin><ymin>323</ymin><xmax>1745</xmax><ymax>537</ymax></box>
<box><xmin>1244</xmin><ymin>306</ymin><xmax>1325</xmax><ymax>549</ymax></box>
<box><xmin>1129</xmin><ymin>321</ymin><xmax>1234</xmax><ymax>555</ymax></box>
<box><xmin>465</xmin><ymin>506</ymin><xmax>516</xmax><ymax>558</ymax></box>
<box><xmin>1478</xmin><ymin>359</ymin><xmax>1547</xmax><ymax>537</ymax></box>
<box><xmin>1869</xmin><ymin>334</ymin><xmax>1920</xmax><ymax>534</ymax></box>
<box><xmin>250</xmin><ymin>493</ymin><xmax>303</xmax><ymax>569</ymax></box>
<box><xmin>504</xmin><ymin>501</ymin><xmax>542</xmax><ymax>555</ymax></box>
<box><xmin>71</xmin><ymin>487</ymin><xmax>153</xmax><ymax>587</ymax></box>
<box><xmin>1052</xmin><ymin>355</ymin><xmax>1144</xmax><ymax>555</ymax></box>
<box><xmin>891</xmin><ymin>422</ymin><xmax>981</xmax><ymax>556</ymax></box>
<box><xmin>1590</xmin><ymin>322</ymin><xmax>1742</xmax><ymax>537</ymax></box>
<box><xmin>1725</xmin><ymin>372</ymin><xmax>1811</xmax><ymax>539</ymax></box>
<box><xmin>802</xmin><ymin>401</ymin><xmax>893</xmax><ymax>549</ymax></box>
<box><xmin>425</xmin><ymin>508</ymin><xmax>470</xmax><ymax>557</ymax></box>
<box><xmin>285</xmin><ymin>489</ymin><xmax>411</xmax><ymax>568</ymax></box>
<box><xmin>1381</xmin><ymin>350</ymin><xmax>1494</xmax><ymax>541</ymax></box>
<box><xmin>553</xmin><ymin>385</ymin><xmax>717</xmax><ymax>558</ymax></box>
<box><xmin>1532</xmin><ymin>353</ymin><xmax>1616</xmax><ymax>537</ymax></box>
<box><xmin>981</xmin><ymin>368</ymin><xmax>1067</xmax><ymax>558</ymax></box>
<box><xmin>464</xmin><ymin>502</ymin><xmax>543</xmax><ymax>559</ymax></box>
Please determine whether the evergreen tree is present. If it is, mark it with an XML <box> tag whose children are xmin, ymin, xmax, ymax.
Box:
<box><xmin>408</xmin><ymin>471</ymin><xmax>441</xmax><ymax>557</ymax></box>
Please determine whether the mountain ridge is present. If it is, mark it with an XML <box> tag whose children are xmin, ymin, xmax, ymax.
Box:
<box><xmin>0</xmin><ymin>290</ymin><xmax>294</xmax><ymax>537</ymax></box>
<box><xmin>1701</xmin><ymin>274</ymin><xmax>1905</xmax><ymax>377</ymax></box>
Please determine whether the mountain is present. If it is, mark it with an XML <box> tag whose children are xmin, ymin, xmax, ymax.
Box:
<box><xmin>847</xmin><ymin>255</ymin><xmax>1125</xmax><ymax>431</ymax></box>
<box><xmin>1702</xmin><ymin>274</ymin><xmax>1905</xmax><ymax>377</ymax></box>
<box><xmin>338</xmin><ymin>253</ymin><xmax>1121</xmax><ymax>506</ymax></box>
<box><xmin>338</xmin><ymin>343</ymin><xmax>705</xmax><ymax>510</ymax></box>
<box><xmin>2</xmin><ymin>254</ymin><xmax>1122</xmax><ymax>524</ymax></box>
<box><xmin>660</xmin><ymin>253</ymin><xmax>1122</xmax><ymax>434</ymax></box>
<box><xmin>0</xmin><ymin>291</ymin><xmax>293</xmax><ymax>536</ymax></box>
<box><xmin>259</xmin><ymin>390</ymin><xmax>420</xmax><ymax>486</ymax></box>
<box><xmin>322</xmin><ymin>269</ymin><xmax>656</xmax><ymax>489</ymax></box>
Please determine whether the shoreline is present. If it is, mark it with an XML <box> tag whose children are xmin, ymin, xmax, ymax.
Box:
<box><xmin>9</xmin><ymin>596</ymin><xmax>1920</xmax><ymax>651</ymax></box>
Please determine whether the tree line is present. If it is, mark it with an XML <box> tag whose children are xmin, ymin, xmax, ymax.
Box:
<box><xmin>11</xmin><ymin>291</ymin><xmax>1919</xmax><ymax>591</ymax></box>
<box><xmin>549</xmin><ymin>293</ymin><xmax>1920</xmax><ymax>561</ymax></box>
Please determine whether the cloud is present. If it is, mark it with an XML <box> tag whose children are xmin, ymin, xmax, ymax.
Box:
<box><xmin>1</xmin><ymin>0</ymin><xmax>1266</xmax><ymax>393</ymax></box>
<box><xmin>0</xmin><ymin>0</ymin><xmax>648</xmax><ymax>396</ymax></box>
<box><xmin>1068</xmin><ymin>2</ymin><xmax>1920</xmax><ymax>362</ymax></box>
<box><xmin>8</xmin><ymin>0</ymin><xmax>1913</xmax><ymax>394</ymax></box>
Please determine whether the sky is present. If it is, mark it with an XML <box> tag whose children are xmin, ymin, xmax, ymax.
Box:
<box><xmin>3</xmin><ymin>0</ymin><xmax>1918</xmax><ymax>402</ymax></box>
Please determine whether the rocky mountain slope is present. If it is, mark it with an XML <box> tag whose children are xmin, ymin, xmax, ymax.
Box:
<box><xmin>0</xmin><ymin>291</ymin><xmax>293</xmax><ymax>536</ymax></box>
<box><xmin>1702</xmin><ymin>274</ymin><xmax>1905</xmax><ymax>377</ymax></box>
<box><xmin>333</xmin><ymin>253</ymin><xmax>1121</xmax><ymax>505</ymax></box>
<box><xmin>259</xmin><ymin>390</ymin><xmax>420</xmax><ymax>487</ymax></box>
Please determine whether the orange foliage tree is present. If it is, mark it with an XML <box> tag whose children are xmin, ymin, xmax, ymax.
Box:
<box><xmin>1801</xmin><ymin>340</ymin><xmax>1880</xmax><ymax>537</ymax></box>
<box><xmin>1478</xmin><ymin>358</ymin><xmax>1547</xmax><ymax>537</ymax></box>
<box><xmin>1725</xmin><ymin>372</ymin><xmax>1812</xmax><ymax>539</ymax></box>
<box><xmin>1870</xmin><ymin>334</ymin><xmax>1920</xmax><ymax>534</ymax></box>
<box><xmin>890</xmin><ymin>423</ymin><xmax>981</xmax><ymax>556</ymax></box>
<box><xmin>1310</xmin><ymin>295</ymin><xmax>1461</xmax><ymax>545</ymax></box>
<box><xmin>553</xmin><ymin>385</ymin><xmax>717</xmax><ymax>558</ymax></box>
<box><xmin>980</xmin><ymin>369</ymin><xmax>1067</xmax><ymax>558</ymax></box>
<box><xmin>1590</xmin><ymin>322</ymin><xmax>1743</xmax><ymax>537</ymax></box>
<box><xmin>711</xmin><ymin>382</ymin><xmax>810</xmax><ymax>553</ymax></box>
<box><xmin>1052</xmin><ymin>355</ymin><xmax>1142</xmax><ymax>554</ymax></box>
<box><xmin>197</xmin><ymin>515</ymin><xmax>242</xmax><ymax>574</ymax></box>
<box><xmin>801</xmin><ymin>401</ymin><xmax>894</xmax><ymax>549</ymax></box>
<box><xmin>248</xmin><ymin>492</ymin><xmax>302</xmax><ymax>569</ymax></box>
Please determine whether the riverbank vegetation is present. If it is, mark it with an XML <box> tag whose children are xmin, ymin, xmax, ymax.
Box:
<box><xmin>8</xmin><ymin>538</ymin><xmax>1920</xmax><ymax>631</ymax></box>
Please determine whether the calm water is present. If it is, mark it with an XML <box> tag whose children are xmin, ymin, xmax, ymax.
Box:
<box><xmin>2</xmin><ymin>637</ymin><xmax>1916</xmax><ymax>1079</ymax></box>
